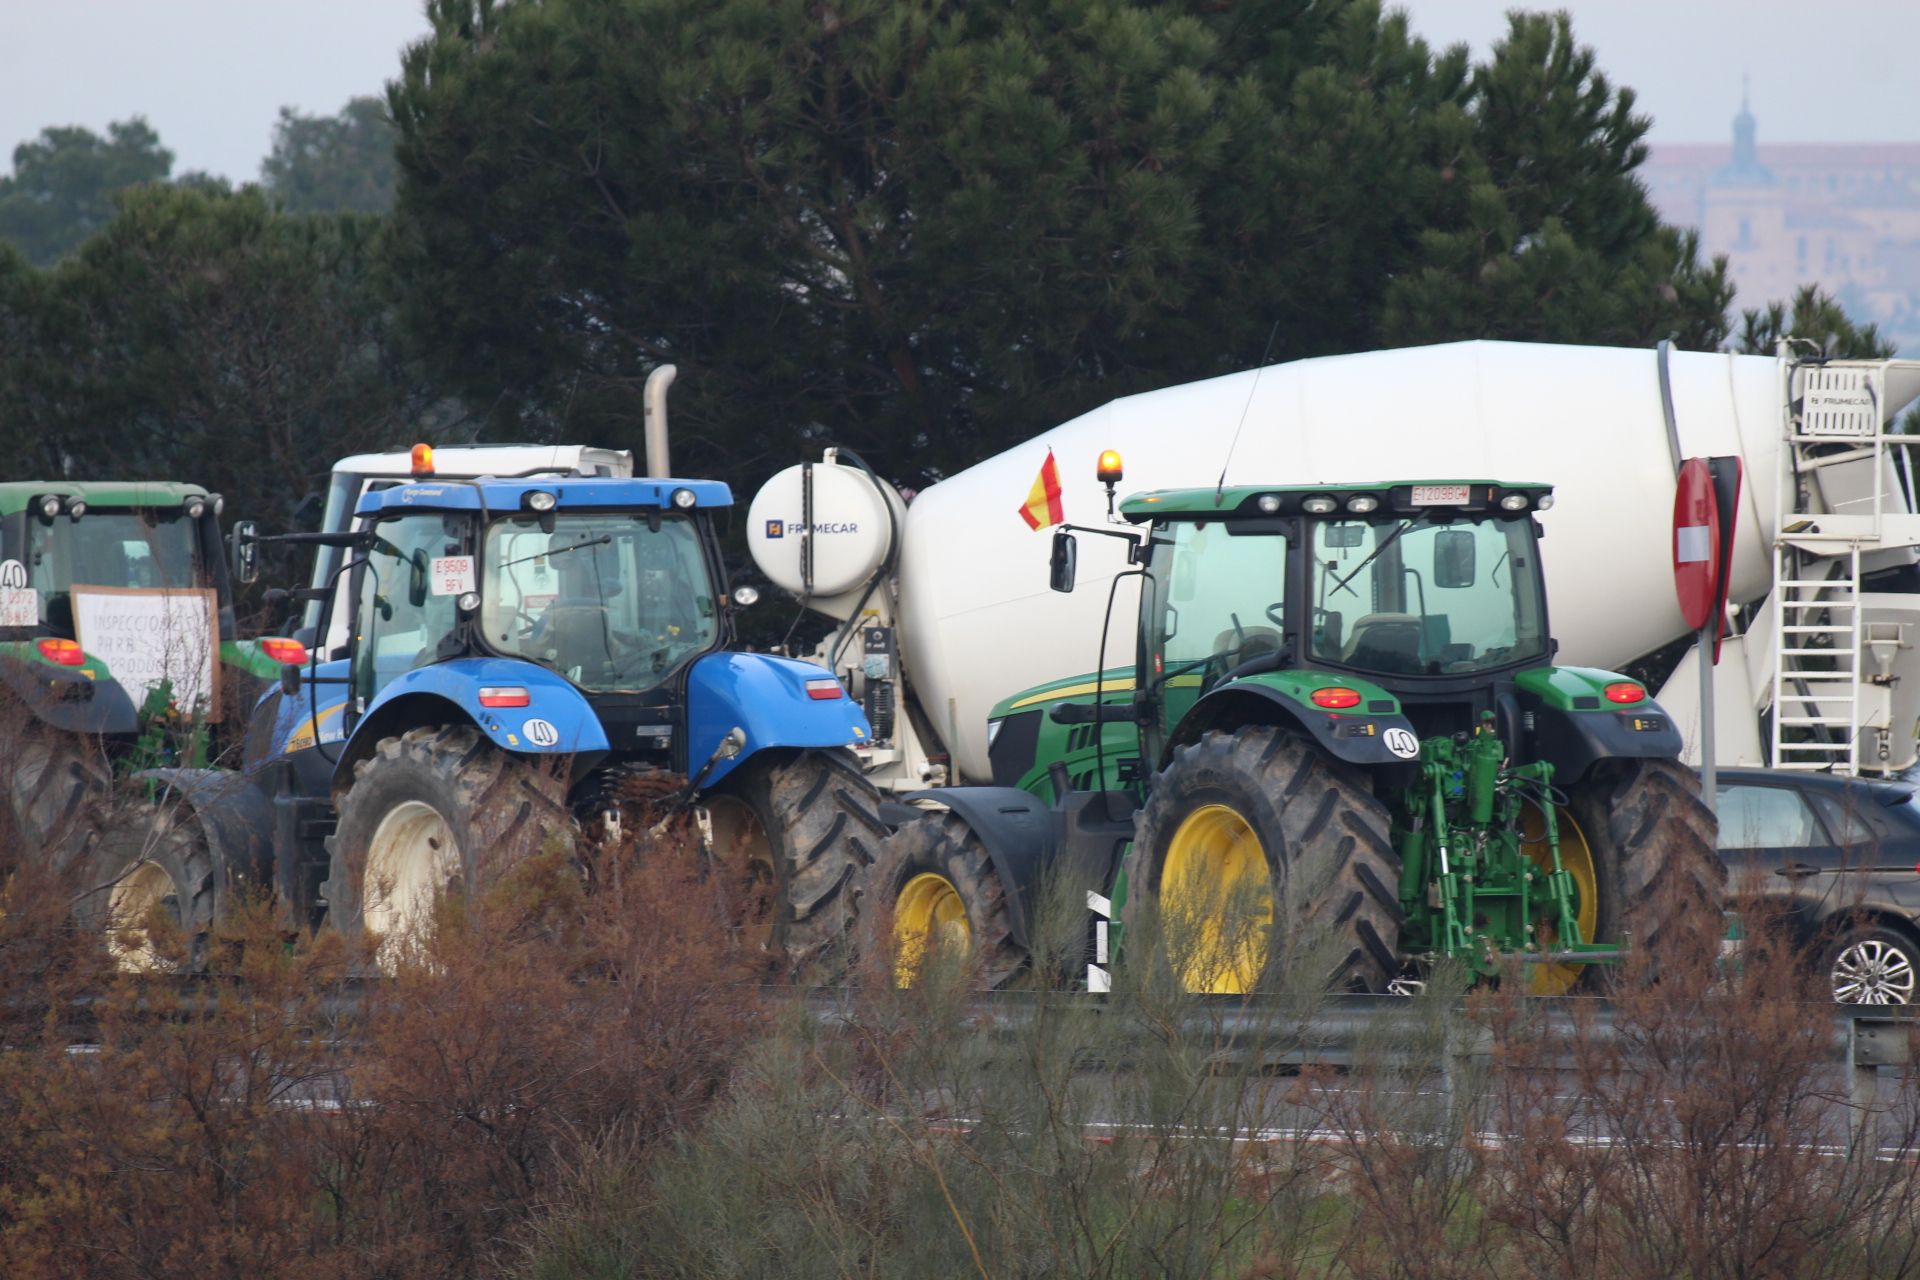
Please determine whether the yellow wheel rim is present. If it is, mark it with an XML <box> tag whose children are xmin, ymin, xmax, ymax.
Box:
<box><xmin>107</xmin><ymin>860</ymin><xmax>178</xmax><ymax>973</ymax></box>
<box><xmin>893</xmin><ymin>871</ymin><xmax>970</xmax><ymax>987</ymax></box>
<box><xmin>1524</xmin><ymin>807</ymin><xmax>1599</xmax><ymax>996</ymax></box>
<box><xmin>1161</xmin><ymin>803</ymin><xmax>1272</xmax><ymax>995</ymax></box>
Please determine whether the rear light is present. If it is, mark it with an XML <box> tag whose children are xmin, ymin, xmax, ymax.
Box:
<box><xmin>805</xmin><ymin>678</ymin><xmax>844</xmax><ymax>701</ymax></box>
<box><xmin>1604</xmin><ymin>682</ymin><xmax>1646</xmax><ymax>704</ymax></box>
<box><xmin>1310</xmin><ymin>686</ymin><xmax>1362</xmax><ymax>709</ymax></box>
<box><xmin>259</xmin><ymin>637</ymin><xmax>308</xmax><ymax>665</ymax></box>
<box><xmin>37</xmin><ymin>638</ymin><xmax>84</xmax><ymax>666</ymax></box>
<box><xmin>478</xmin><ymin>686</ymin><xmax>531</xmax><ymax>708</ymax></box>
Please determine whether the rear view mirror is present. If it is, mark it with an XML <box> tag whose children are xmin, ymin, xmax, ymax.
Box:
<box><xmin>1326</xmin><ymin>523</ymin><xmax>1365</xmax><ymax>549</ymax></box>
<box><xmin>1434</xmin><ymin>530</ymin><xmax>1476</xmax><ymax>589</ymax></box>
<box><xmin>230</xmin><ymin>520</ymin><xmax>259</xmax><ymax>584</ymax></box>
<box><xmin>1049</xmin><ymin>530</ymin><xmax>1078</xmax><ymax>594</ymax></box>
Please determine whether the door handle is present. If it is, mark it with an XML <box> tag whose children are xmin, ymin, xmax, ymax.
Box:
<box><xmin>1775</xmin><ymin>863</ymin><xmax>1824</xmax><ymax>879</ymax></box>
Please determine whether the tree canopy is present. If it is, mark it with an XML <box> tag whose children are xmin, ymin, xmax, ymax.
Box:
<box><xmin>0</xmin><ymin>119</ymin><xmax>174</xmax><ymax>266</ymax></box>
<box><xmin>261</xmin><ymin>97</ymin><xmax>400</xmax><ymax>216</ymax></box>
<box><xmin>383</xmin><ymin>0</ymin><xmax>1734</xmax><ymax>491</ymax></box>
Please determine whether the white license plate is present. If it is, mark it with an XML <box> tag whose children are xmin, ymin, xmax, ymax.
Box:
<box><xmin>1409</xmin><ymin>484</ymin><xmax>1471</xmax><ymax>505</ymax></box>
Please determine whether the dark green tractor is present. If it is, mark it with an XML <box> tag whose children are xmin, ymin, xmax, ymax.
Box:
<box><xmin>869</xmin><ymin>478</ymin><xmax>1722</xmax><ymax>995</ymax></box>
<box><xmin>0</xmin><ymin>482</ymin><xmax>302</xmax><ymax>964</ymax></box>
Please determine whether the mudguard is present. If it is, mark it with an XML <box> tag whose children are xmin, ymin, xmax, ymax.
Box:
<box><xmin>1169</xmin><ymin>671</ymin><xmax>1423</xmax><ymax>767</ymax></box>
<box><xmin>685</xmin><ymin>652</ymin><xmax>872</xmax><ymax>789</ymax></box>
<box><xmin>135</xmin><ymin>766</ymin><xmax>278</xmax><ymax>891</ymax></box>
<box><xmin>904</xmin><ymin>786</ymin><xmax>1055</xmax><ymax>951</ymax></box>
<box><xmin>333</xmin><ymin>657</ymin><xmax>610</xmax><ymax>786</ymax></box>
<box><xmin>0</xmin><ymin>652</ymin><xmax>139</xmax><ymax>734</ymax></box>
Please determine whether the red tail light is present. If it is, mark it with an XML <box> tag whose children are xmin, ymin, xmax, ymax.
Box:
<box><xmin>1604</xmin><ymin>682</ymin><xmax>1646</xmax><ymax>704</ymax></box>
<box><xmin>37</xmin><ymin>638</ymin><xmax>84</xmax><ymax>667</ymax></box>
<box><xmin>805</xmin><ymin>678</ymin><xmax>844</xmax><ymax>701</ymax></box>
<box><xmin>259</xmin><ymin>637</ymin><xmax>308</xmax><ymax>665</ymax></box>
<box><xmin>478</xmin><ymin>686</ymin><xmax>531</xmax><ymax>708</ymax></box>
<box><xmin>1310</xmin><ymin>686</ymin><xmax>1362</xmax><ymax>709</ymax></box>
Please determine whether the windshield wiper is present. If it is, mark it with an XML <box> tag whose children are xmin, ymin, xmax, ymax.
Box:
<box><xmin>496</xmin><ymin>534</ymin><xmax>612</xmax><ymax>572</ymax></box>
<box><xmin>1327</xmin><ymin>519</ymin><xmax>1428</xmax><ymax>599</ymax></box>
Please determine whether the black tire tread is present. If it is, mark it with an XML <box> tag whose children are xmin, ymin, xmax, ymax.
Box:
<box><xmin>861</xmin><ymin>810</ymin><xmax>1028</xmax><ymax>990</ymax></box>
<box><xmin>1123</xmin><ymin>727</ymin><xmax>1402</xmax><ymax>993</ymax></box>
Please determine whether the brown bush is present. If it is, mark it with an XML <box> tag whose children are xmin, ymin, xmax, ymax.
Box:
<box><xmin>0</xmin><ymin>797</ymin><xmax>762</xmax><ymax>1278</ymax></box>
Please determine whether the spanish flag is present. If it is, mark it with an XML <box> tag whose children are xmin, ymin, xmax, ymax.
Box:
<box><xmin>1017</xmin><ymin>449</ymin><xmax>1066</xmax><ymax>530</ymax></box>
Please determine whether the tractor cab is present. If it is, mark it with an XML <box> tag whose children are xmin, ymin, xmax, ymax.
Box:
<box><xmin>335</xmin><ymin>476</ymin><xmax>735</xmax><ymax>775</ymax></box>
<box><xmin>1120</xmin><ymin>482</ymin><xmax>1558</xmax><ymax>756</ymax></box>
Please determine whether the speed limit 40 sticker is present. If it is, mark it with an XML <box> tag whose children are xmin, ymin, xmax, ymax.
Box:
<box><xmin>1382</xmin><ymin>727</ymin><xmax>1420</xmax><ymax>759</ymax></box>
<box><xmin>522</xmin><ymin>717</ymin><xmax>561</xmax><ymax>747</ymax></box>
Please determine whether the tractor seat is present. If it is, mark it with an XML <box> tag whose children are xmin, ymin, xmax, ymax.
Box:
<box><xmin>1210</xmin><ymin>625</ymin><xmax>1283</xmax><ymax>672</ymax></box>
<box><xmin>1344</xmin><ymin>613</ymin><xmax>1423</xmax><ymax>672</ymax></box>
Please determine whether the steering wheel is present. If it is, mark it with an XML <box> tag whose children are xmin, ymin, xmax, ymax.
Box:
<box><xmin>1265</xmin><ymin>601</ymin><xmax>1285</xmax><ymax>628</ymax></box>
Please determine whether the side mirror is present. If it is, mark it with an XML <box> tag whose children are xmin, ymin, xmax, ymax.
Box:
<box><xmin>1434</xmin><ymin>530</ymin><xmax>1476</xmax><ymax>589</ymax></box>
<box><xmin>278</xmin><ymin>661</ymin><xmax>302</xmax><ymax>696</ymax></box>
<box><xmin>1049</xmin><ymin>530</ymin><xmax>1078</xmax><ymax>594</ymax></box>
<box><xmin>231</xmin><ymin>520</ymin><xmax>260</xmax><ymax>584</ymax></box>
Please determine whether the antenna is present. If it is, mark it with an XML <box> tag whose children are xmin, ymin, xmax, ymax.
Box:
<box><xmin>1215</xmin><ymin>319</ymin><xmax>1282</xmax><ymax>505</ymax></box>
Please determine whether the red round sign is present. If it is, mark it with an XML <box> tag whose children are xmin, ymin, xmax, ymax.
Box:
<box><xmin>1673</xmin><ymin>457</ymin><xmax>1721</xmax><ymax>631</ymax></box>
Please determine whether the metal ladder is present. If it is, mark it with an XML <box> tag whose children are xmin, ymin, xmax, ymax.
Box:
<box><xmin>1769</xmin><ymin>543</ymin><xmax>1862</xmax><ymax>772</ymax></box>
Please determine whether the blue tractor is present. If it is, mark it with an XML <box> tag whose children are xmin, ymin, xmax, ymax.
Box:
<box><xmin>119</xmin><ymin>471</ymin><xmax>886</xmax><ymax>973</ymax></box>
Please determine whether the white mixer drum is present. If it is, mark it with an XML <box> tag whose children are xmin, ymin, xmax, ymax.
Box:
<box><xmin>747</xmin><ymin>460</ymin><xmax>895</xmax><ymax>598</ymax></box>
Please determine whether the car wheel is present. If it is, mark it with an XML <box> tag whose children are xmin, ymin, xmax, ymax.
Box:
<box><xmin>1823</xmin><ymin>925</ymin><xmax>1920</xmax><ymax>1005</ymax></box>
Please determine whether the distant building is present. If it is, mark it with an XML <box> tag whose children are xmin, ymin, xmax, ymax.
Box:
<box><xmin>1641</xmin><ymin>93</ymin><xmax>1920</xmax><ymax>353</ymax></box>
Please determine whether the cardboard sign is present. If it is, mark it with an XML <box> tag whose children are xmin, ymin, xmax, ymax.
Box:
<box><xmin>71</xmin><ymin>586</ymin><xmax>221</xmax><ymax>720</ymax></box>
<box><xmin>431</xmin><ymin>556</ymin><xmax>476</xmax><ymax>596</ymax></box>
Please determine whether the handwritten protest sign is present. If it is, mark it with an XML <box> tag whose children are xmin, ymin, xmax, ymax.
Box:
<box><xmin>72</xmin><ymin>586</ymin><xmax>221</xmax><ymax>720</ymax></box>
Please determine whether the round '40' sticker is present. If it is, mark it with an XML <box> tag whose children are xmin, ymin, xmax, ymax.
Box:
<box><xmin>1382</xmin><ymin>727</ymin><xmax>1420</xmax><ymax>759</ymax></box>
<box><xmin>522</xmin><ymin>717</ymin><xmax>561</xmax><ymax>747</ymax></box>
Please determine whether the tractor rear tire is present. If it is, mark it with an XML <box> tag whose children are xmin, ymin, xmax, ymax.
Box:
<box><xmin>5</xmin><ymin>729</ymin><xmax>110</xmax><ymax>877</ymax></box>
<box><xmin>861</xmin><ymin>810</ymin><xmax>1027</xmax><ymax>990</ymax></box>
<box><xmin>701</xmin><ymin>748</ymin><xmax>886</xmax><ymax>983</ymax></box>
<box><xmin>1123</xmin><ymin>728</ymin><xmax>1402</xmax><ymax>994</ymax></box>
<box><xmin>323</xmin><ymin>725</ymin><xmax>574</xmax><ymax>970</ymax></box>
<box><xmin>76</xmin><ymin>794</ymin><xmax>227</xmax><ymax>973</ymax></box>
<box><xmin>1566</xmin><ymin>757</ymin><xmax>1725</xmax><ymax>983</ymax></box>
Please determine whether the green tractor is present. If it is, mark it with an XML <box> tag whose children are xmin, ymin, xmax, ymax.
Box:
<box><xmin>870</xmin><ymin>477</ymin><xmax>1723</xmax><ymax>995</ymax></box>
<box><xmin>0</xmin><ymin>482</ymin><xmax>301</xmax><ymax>949</ymax></box>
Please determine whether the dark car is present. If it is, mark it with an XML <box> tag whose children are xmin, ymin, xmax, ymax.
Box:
<box><xmin>1713</xmin><ymin>766</ymin><xmax>1920</xmax><ymax>1004</ymax></box>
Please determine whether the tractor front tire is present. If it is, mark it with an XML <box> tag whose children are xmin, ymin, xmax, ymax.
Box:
<box><xmin>1124</xmin><ymin>728</ymin><xmax>1402</xmax><ymax>995</ymax></box>
<box><xmin>76</xmin><ymin>794</ymin><xmax>228</xmax><ymax>973</ymax></box>
<box><xmin>323</xmin><ymin>726</ymin><xmax>573</xmax><ymax>970</ymax></box>
<box><xmin>1565</xmin><ymin>757</ymin><xmax>1725</xmax><ymax>983</ymax></box>
<box><xmin>701</xmin><ymin>748</ymin><xmax>886</xmax><ymax>982</ymax></box>
<box><xmin>861</xmin><ymin>810</ymin><xmax>1027</xmax><ymax>990</ymax></box>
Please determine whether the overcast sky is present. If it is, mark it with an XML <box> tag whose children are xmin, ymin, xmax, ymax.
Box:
<box><xmin>2</xmin><ymin>0</ymin><xmax>1915</xmax><ymax>184</ymax></box>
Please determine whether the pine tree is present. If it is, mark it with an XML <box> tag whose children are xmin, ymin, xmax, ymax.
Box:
<box><xmin>0</xmin><ymin>120</ymin><xmax>174</xmax><ymax>266</ymax></box>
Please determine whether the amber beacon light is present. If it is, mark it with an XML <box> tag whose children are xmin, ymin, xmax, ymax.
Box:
<box><xmin>410</xmin><ymin>442</ymin><xmax>435</xmax><ymax>476</ymax></box>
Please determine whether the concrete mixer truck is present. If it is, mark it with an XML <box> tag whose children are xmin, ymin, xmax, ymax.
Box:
<box><xmin>747</xmin><ymin>339</ymin><xmax>1920</xmax><ymax>791</ymax></box>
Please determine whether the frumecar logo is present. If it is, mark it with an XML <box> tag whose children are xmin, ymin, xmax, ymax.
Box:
<box><xmin>769</xmin><ymin>520</ymin><xmax>861</xmax><ymax>535</ymax></box>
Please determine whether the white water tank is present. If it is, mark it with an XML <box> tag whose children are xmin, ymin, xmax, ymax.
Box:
<box><xmin>891</xmin><ymin>341</ymin><xmax>1815</xmax><ymax>783</ymax></box>
<box><xmin>747</xmin><ymin>459</ymin><xmax>899</xmax><ymax>599</ymax></box>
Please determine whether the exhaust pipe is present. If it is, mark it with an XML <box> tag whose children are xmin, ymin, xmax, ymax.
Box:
<box><xmin>643</xmin><ymin>364</ymin><xmax>677</xmax><ymax>477</ymax></box>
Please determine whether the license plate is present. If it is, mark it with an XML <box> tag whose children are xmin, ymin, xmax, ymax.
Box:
<box><xmin>1409</xmin><ymin>484</ymin><xmax>1471</xmax><ymax>505</ymax></box>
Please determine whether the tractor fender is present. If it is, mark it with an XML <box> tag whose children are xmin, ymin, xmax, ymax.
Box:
<box><xmin>684</xmin><ymin>652</ymin><xmax>872</xmax><ymax>790</ymax></box>
<box><xmin>333</xmin><ymin>657</ymin><xmax>609</xmax><ymax>788</ymax></box>
<box><xmin>903</xmin><ymin>786</ymin><xmax>1055</xmax><ymax>951</ymax></box>
<box><xmin>133</xmin><ymin>767</ymin><xmax>277</xmax><ymax>891</ymax></box>
<box><xmin>1523</xmin><ymin>700</ymin><xmax>1686</xmax><ymax>787</ymax></box>
<box><xmin>1167</xmin><ymin>681</ymin><xmax>1424</xmax><ymax>768</ymax></box>
<box><xmin>0</xmin><ymin>653</ymin><xmax>140</xmax><ymax>735</ymax></box>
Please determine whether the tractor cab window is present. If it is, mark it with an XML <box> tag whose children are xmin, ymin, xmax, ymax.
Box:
<box><xmin>22</xmin><ymin>508</ymin><xmax>202</xmax><ymax>636</ymax></box>
<box><xmin>481</xmin><ymin>513</ymin><xmax>719</xmax><ymax>692</ymax></box>
<box><xmin>1143</xmin><ymin>521</ymin><xmax>1287</xmax><ymax>718</ymax></box>
<box><xmin>1307</xmin><ymin>515</ymin><xmax>1546</xmax><ymax>676</ymax></box>
<box><xmin>352</xmin><ymin>513</ymin><xmax>464</xmax><ymax>707</ymax></box>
